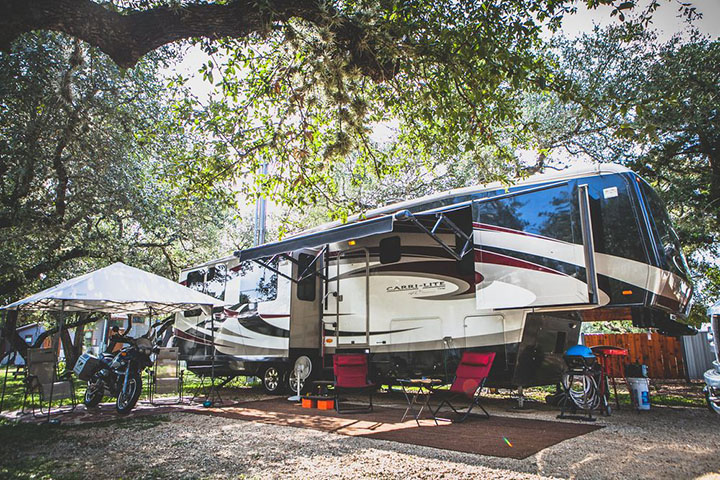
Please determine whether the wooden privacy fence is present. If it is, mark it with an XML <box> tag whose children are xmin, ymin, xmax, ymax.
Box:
<box><xmin>583</xmin><ymin>332</ymin><xmax>686</xmax><ymax>379</ymax></box>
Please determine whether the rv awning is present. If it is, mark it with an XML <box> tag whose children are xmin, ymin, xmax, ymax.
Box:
<box><xmin>237</xmin><ymin>215</ymin><xmax>396</xmax><ymax>262</ymax></box>
<box><xmin>237</xmin><ymin>205</ymin><xmax>474</xmax><ymax>263</ymax></box>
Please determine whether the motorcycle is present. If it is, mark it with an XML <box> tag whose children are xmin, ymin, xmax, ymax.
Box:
<box><xmin>704</xmin><ymin>304</ymin><xmax>720</xmax><ymax>415</ymax></box>
<box><xmin>74</xmin><ymin>332</ymin><xmax>156</xmax><ymax>414</ymax></box>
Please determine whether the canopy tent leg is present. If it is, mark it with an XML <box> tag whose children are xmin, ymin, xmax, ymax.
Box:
<box><xmin>203</xmin><ymin>312</ymin><xmax>223</xmax><ymax>406</ymax></box>
<box><xmin>0</xmin><ymin>310</ymin><xmax>14</xmax><ymax>414</ymax></box>
<box><xmin>0</xmin><ymin>355</ymin><xmax>10</xmax><ymax>414</ymax></box>
<box><xmin>45</xmin><ymin>313</ymin><xmax>62</xmax><ymax>423</ymax></box>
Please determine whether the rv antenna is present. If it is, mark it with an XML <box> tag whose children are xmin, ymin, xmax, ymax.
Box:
<box><xmin>287</xmin><ymin>356</ymin><xmax>312</xmax><ymax>402</ymax></box>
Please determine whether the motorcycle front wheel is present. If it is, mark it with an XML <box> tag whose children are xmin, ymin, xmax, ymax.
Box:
<box><xmin>84</xmin><ymin>375</ymin><xmax>105</xmax><ymax>408</ymax></box>
<box><xmin>706</xmin><ymin>387</ymin><xmax>720</xmax><ymax>415</ymax></box>
<box><xmin>116</xmin><ymin>371</ymin><xmax>142</xmax><ymax>414</ymax></box>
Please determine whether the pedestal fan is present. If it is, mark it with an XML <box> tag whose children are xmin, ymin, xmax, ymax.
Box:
<box><xmin>288</xmin><ymin>356</ymin><xmax>312</xmax><ymax>402</ymax></box>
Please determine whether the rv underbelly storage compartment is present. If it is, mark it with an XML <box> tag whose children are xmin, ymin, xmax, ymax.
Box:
<box><xmin>73</xmin><ymin>352</ymin><xmax>102</xmax><ymax>381</ymax></box>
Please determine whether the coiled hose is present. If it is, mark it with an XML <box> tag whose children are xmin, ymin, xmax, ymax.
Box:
<box><xmin>562</xmin><ymin>372</ymin><xmax>601</xmax><ymax>411</ymax></box>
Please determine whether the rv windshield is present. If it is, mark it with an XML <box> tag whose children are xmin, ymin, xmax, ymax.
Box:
<box><xmin>639</xmin><ymin>181</ymin><xmax>691</xmax><ymax>281</ymax></box>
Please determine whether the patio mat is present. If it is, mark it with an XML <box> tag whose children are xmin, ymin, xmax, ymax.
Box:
<box><xmin>196</xmin><ymin>398</ymin><xmax>602</xmax><ymax>460</ymax></box>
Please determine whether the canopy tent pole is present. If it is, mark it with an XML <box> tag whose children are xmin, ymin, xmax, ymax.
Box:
<box><xmin>0</xmin><ymin>309</ymin><xmax>11</xmax><ymax>414</ymax></box>
<box><xmin>44</xmin><ymin>305</ymin><xmax>65</xmax><ymax>422</ymax></box>
<box><xmin>204</xmin><ymin>312</ymin><xmax>223</xmax><ymax>406</ymax></box>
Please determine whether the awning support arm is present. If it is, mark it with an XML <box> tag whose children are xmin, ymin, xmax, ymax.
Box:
<box><xmin>252</xmin><ymin>258</ymin><xmax>297</xmax><ymax>284</ymax></box>
<box><xmin>436</xmin><ymin>213</ymin><xmax>474</xmax><ymax>258</ymax></box>
<box><xmin>252</xmin><ymin>249</ymin><xmax>328</xmax><ymax>285</ymax></box>
<box><xmin>395</xmin><ymin>210</ymin><xmax>471</xmax><ymax>261</ymax></box>
<box><xmin>297</xmin><ymin>246</ymin><xmax>328</xmax><ymax>283</ymax></box>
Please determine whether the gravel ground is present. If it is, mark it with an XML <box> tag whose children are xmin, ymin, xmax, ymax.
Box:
<box><xmin>2</xmin><ymin>390</ymin><xmax>719</xmax><ymax>480</ymax></box>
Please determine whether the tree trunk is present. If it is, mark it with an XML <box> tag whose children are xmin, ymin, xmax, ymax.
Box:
<box><xmin>0</xmin><ymin>0</ymin><xmax>393</xmax><ymax>79</ymax></box>
<box><xmin>0</xmin><ymin>310</ymin><xmax>28</xmax><ymax>360</ymax></box>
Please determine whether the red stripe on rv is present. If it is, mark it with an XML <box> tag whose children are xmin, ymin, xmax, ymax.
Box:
<box><xmin>474</xmin><ymin>249</ymin><xmax>563</xmax><ymax>276</ymax></box>
<box><xmin>173</xmin><ymin>328</ymin><xmax>212</xmax><ymax>346</ymax></box>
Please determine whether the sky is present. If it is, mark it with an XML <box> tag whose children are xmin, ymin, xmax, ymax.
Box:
<box><xmin>562</xmin><ymin>0</ymin><xmax>720</xmax><ymax>41</ymax></box>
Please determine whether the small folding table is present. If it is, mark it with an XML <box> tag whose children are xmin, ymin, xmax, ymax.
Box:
<box><xmin>397</xmin><ymin>378</ymin><xmax>443</xmax><ymax>426</ymax></box>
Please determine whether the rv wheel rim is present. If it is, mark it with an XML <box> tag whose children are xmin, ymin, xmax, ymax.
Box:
<box><xmin>264</xmin><ymin>367</ymin><xmax>279</xmax><ymax>391</ymax></box>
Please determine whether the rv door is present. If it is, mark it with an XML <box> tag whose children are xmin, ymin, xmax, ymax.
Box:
<box><xmin>473</xmin><ymin>182</ymin><xmax>599</xmax><ymax>310</ymax></box>
<box><xmin>327</xmin><ymin>248</ymin><xmax>370</xmax><ymax>347</ymax></box>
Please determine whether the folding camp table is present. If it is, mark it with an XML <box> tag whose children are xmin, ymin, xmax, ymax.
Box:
<box><xmin>398</xmin><ymin>378</ymin><xmax>442</xmax><ymax>426</ymax></box>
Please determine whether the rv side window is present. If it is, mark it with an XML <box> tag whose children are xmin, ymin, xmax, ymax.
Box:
<box><xmin>238</xmin><ymin>260</ymin><xmax>278</xmax><ymax>304</ymax></box>
<box><xmin>206</xmin><ymin>264</ymin><xmax>227</xmax><ymax>301</ymax></box>
<box><xmin>478</xmin><ymin>186</ymin><xmax>575</xmax><ymax>243</ymax></box>
<box><xmin>186</xmin><ymin>270</ymin><xmax>205</xmax><ymax>292</ymax></box>
<box><xmin>297</xmin><ymin>253</ymin><xmax>316</xmax><ymax>301</ymax></box>
<box><xmin>379</xmin><ymin>236</ymin><xmax>401</xmax><ymax>264</ymax></box>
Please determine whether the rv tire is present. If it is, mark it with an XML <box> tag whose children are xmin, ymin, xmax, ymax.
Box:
<box><xmin>262</xmin><ymin>365</ymin><xmax>286</xmax><ymax>395</ymax></box>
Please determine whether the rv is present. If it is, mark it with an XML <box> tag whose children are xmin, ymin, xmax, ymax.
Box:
<box><xmin>173</xmin><ymin>164</ymin><xmax>694</xmax><ymax>394</ymax></box>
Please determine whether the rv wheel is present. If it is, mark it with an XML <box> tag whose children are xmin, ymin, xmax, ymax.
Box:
<box><xmin>262</xmin><ymin>366</ymin><xmax>286</xmax><ymax>395</ymax></box>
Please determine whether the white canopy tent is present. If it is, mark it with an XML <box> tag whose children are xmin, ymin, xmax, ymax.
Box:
<box><xmin>0</xmin><ymin>262</ymin><xmax>223</xmax><ymax>315</ymax></box>
<box><xmin>0</xmin><ymin>263</ymin><xmax>226</xmax><ymax>415</ymax></box>
<box><xmin>710</xmin><ymin>300</ymin><xmax>720</xmax><ymax>316</ymax></box>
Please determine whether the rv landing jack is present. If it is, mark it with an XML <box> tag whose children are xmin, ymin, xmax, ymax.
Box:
<box><xmin>511</xmin><ymin>386</ymin><xmax>527</xmax><ymax>410</ymax></box>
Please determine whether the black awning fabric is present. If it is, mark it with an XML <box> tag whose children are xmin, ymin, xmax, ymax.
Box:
<box><xmin>237</xmin><ymin>215</ymin><xmax>396</xmax><ymax>262</ymax></box>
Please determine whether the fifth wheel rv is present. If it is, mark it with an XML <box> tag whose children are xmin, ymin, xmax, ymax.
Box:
<box><xmin>173</xmin><ymin>165</ymin><xmax>694</xmax><ymax>394</ymax></box>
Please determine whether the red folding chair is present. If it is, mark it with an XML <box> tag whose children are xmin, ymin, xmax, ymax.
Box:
<box><xmin>333</xmin><ymin>353</ymin><xmax>376</xmax><ymax>413</ymax></box>
<box><xmin>432</xmin><ymin>351</ymin><xmax>496</xmax><ymax>422</ymax></box>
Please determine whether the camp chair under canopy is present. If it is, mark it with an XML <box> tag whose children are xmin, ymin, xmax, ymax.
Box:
<box><xmin>432</xmin><ymin>351</ymin><xmax>496</xmax><ymax>422</ymax></box>
<box><xmin>148</xmin><ymin>347</ymin><xmax>183</xmax><ymax>405</ymax></box>
<box><xmin>22</xmin><ymin>347</ymin><xmax>76</xmax><ymax>416</ymax></box>
<box><xmin>333</xmin><ymin>353</ymin><xmax>376</xmax><ymax>413</ymax></box>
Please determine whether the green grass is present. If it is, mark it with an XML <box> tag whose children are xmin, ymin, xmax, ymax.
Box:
<box><xmin>520</xmin><ymin>382</ymin><xmax>707</xmax><ymax>408</ymax></box>
<box><xmin>0</xmin><ymin>374</ymin><xmax>85</xmax><ymax>413</ymax></box>
<box><xmin>0</xmin><ymin>367</ymin><xmax>261</xmax><ymax>414</ymax></box>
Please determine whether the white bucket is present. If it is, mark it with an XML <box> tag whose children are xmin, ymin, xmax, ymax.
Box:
<box><xmin>627</xmin><ymin>377</ymin><xmax>651</xmax><ymax>410</ymax></box>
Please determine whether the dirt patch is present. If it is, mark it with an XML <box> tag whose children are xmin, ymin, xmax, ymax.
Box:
<box><xmin>0</xmin><ymin>387</ymin><xmax>718</xmax><ymax>479</ymax></box>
